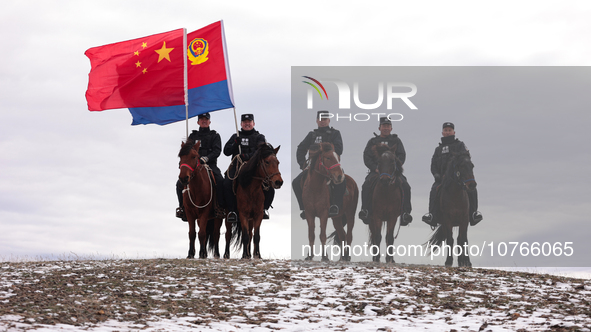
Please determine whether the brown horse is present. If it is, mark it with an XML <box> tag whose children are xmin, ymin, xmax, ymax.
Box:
<box><xmin>427</xmin><ymin>151</ymin><xmax>477</xmax><ymax>267</ymax></box>
<box><xmin>302</xmin><ymin>142</ymin><xmax>358</xmax><ymax>261</ymax></box>
<box><xmin>178</xmin><ymin>139</ymin><xmax>230</xmax><ymax>259</ymax></box>
<box><xmin>368</xmin><ymin>144</ymin><xmax>403</xmax><ymax>263</ymax></box>
<box><xmin>233</xmin><ymin>143</ymin><xmax>283</xmax><ymax>259</ymax></box>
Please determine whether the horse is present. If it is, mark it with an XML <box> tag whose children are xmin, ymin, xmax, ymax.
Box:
<box><xmin>368</xmin><ymin>144</ymin><xmax>404</xmax><ymax>263</ymax></box>
<box><xmin>233</xmin><ymin>143</ymin><xmax>283</xmax><ymax>259</ymax></box>
<box><xmin>178</xmin><ymin>139</ymin><xmax>230</xmax><ymax>259</ymax></box>
<box><xmin>302</xmin><ymin>142</ymin><xmax>358</xmax><ymax>261</ymax></box>
<box><xmin>427</xmin><ymin>151</ymin><xmax>477</xmax><ymax>267</ymax></box>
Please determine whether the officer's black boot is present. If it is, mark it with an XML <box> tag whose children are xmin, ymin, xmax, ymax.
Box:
<box><xmin>176</xmin><ymin>180</ymin><xmax>187</xmax><ymax>222</ymax></box>
<box><xmin>399</xmin><ymin>179</ymin><xmax>413</xmax><ymax>226</ymax></box>
<box><xmin>468</xmin><ymin>189</ymin><xmax>482</xmax><ymax>226</ymax></box>
<box><xmin>329</xmin><ymin>180</ymin><xmax>346</xmax><ymax>217</ymax></box>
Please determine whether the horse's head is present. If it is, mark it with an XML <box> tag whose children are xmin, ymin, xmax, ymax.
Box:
<box><xmin>314</xmin><ymin>142</ymin><xmax>345</xmax><ymax>184</ymax></box>
<box><xmin>178</xmin><ymin>139</ymin><xmax>201</xmax><ymax>186</ymax></box>
<box><xmin>448</xmin><ymin>151</ymin><xmax>477</xmax><ymax>191</ymax></box>
<box><xmin>260</xmin><ymin>144</ymin><xmax>283</xmax><ymax>189</ymax></box>
<box><xmin>374</xmin><ymin>144</ymin><xmax>402</xmax><ymax>184</ymax></box>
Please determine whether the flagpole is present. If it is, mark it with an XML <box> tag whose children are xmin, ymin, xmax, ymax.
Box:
<box><xmin>183</xmin><ymin>28</ymin><xmax>189</xmax><ymax>138</ymax></box>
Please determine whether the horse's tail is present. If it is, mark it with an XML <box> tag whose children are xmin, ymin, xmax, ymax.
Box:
<box><xmin>206</xmin><ymin>219</ymin><xmax>216</xmax><ymax>255</ymax></box>
<box><xmin>425</xmin><ymin>224</ymin><xmax>447</xmax><ymax>253</ymax></box>
<box><xmin>231</xmin><ymin>221</ymin><xmax>243</xmax><ymax>251</ymax></box>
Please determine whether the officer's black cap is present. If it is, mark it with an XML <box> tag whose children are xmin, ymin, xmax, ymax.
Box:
<box><xmin>198</xmin><ymin>112</ymin><xmax>210</xmax><ymax>120</ymax></box>
<box><xmin>317</xmin><ymin>110</ymin><xmax>329</xmax><ymax>120</ymax></box>
<box><xmin>379</xmin><ymin>117</ymin><xmax>392</xmax><ymax>126</ymax></box>
<box><xmin>241</xmin><ymin>114</ymin><xmax>254</xmax><ymax>122</ymax></box>
<box><xmin>443</xmin><ymin>122</ymin><xmax>455</xmax><ymax>129</ymax></box>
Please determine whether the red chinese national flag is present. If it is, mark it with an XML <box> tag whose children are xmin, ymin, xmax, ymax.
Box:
<box><xmin>85</xmin><ymin>29</ymin><xmax>185</xmax><ymax>111</ymax></box>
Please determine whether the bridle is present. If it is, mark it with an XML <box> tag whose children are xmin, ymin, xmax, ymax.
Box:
<box><xmin>378</xmin><ymin>153</ymin><xmax>398</xmax><ymax>185</ymax></box>
<box><xmin>313</xmin><ymin>154</ymin><xmax>342</xmax><ymax>183</ymax></box>
<box><xmin>450</xmin><ymin>158</ymin><xmax>475</xmax><ymax>189</ymax></box>
<box><xmin>253</xmin><ymin>154</ymin><xmax>281</xmax><ymax>191</ymax></box>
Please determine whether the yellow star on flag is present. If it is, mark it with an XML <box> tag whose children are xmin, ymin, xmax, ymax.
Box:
<box><xmin>135</xmin><ymin>61</ymin><xmax>142</xmax><ymax>68</ymax></box>
<box><xmin>134</xmin><ymin>51</ymin><xmax>140</xmax><ymax>56</ymax></box>
<box><xmin>154</xmin><ymin>41</ymin><xmax>174</xmax><ymax>63</ymax></box>
<box><xmin>142</xmin><ymin>68</ymin><xmax>147</xmax><ymax>74</ymax></box>
<box><xmin>142</xmin><ymin>42</ymin><xmax>147</xmax><ymax>49</ymax></box>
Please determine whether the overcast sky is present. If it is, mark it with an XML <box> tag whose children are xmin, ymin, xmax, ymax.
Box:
<box><xmin>1</xmin><ymin>1</ymin><xmax>590</xmax><ymax>266</ymax></box>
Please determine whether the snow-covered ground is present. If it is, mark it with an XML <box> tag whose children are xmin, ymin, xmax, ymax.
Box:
<box><xmin>1</xmin><ymin>259</ymin><xmax>590</xmax><ymax>331</ymax></box>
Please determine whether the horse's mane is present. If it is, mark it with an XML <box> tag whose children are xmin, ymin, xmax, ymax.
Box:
<box><xmin>237</xmin><ymin>143</ymin><xmax>276</xmax><ymax>187</ymax></box>
<box><xmin>178</xmin><ymin>138</ymin><xmax>196</xmax><ymax>157</ymax></box>
<box><xmin>308</xmin><ymin>142</ymin><xmax>334</xmax><ymax>168</ymax></box>
<box><xmin>373</xmin><ymin>144</ymin><xmax>403</xmax><ymax>176</ymax></box>
<box><xmin>442</xmin><ymin>151</ymin><xmax>471</xmax><ymax>187</ymax></box>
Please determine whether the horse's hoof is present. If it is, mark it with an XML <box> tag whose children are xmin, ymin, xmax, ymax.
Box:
<box><xmin>321</xmin><ymin>256</ymin><xmax>330</xmax><ymax>262</ymax></box>
<box><xmin>223</xmin><ymin>253</ymin><xmax>230</xmax><ymax>259</ymax></box>
<box><xmin>186</xmin><ymin>256</ymin><xmax>194</xmax><ymax>259</ymax></box>
<box><xmin>304</xmin><ymin>255</ymin><xmax>313</xmax><ymax>261</ymax></box>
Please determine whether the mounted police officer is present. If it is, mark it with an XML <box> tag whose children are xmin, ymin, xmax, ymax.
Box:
<box><xmin>359</xmin><ymin>117</ymin><xmax>413</xmax><ymax>225</ymax></box>
<box><xmin>293</xmin><ymin>110</ymin><xmax>345</xmax><ymax>219</ymax></box>
<box><xmin>176</xmin><ymin>112</ymin><xmax>224</xmax><ymax>221</ymax></box>
<box><xmin>422</xmin><ymin>122</ymin><xmax>483</xmax><ymax>227</ymax></box>
<box><xmin>223</xmin><ymin>113</ymin><xmax>273</xmax><ymax>223</ymax></box>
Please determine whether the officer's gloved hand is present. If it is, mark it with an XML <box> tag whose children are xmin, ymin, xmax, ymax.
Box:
<box><xmin>200</xmin><ymin>156</ymin><xmax>208</xmax><ymax>164</ymax></box>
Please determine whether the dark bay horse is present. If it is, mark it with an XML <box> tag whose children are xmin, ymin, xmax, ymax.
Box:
<box><xmin>233</xmin><ymin>143</ymin><xmax>283</xmax><ymax>259</ymax></box>
<box><xmin>302</xmin><ymin>142</ymin><xmax>358</xmax><ymax>261</ymax></box>
<box><xmin>427</xmin><ymin>151</ymin><xmax>477</xmax><ymax>267</ymax></box>
<box><xmin>178</xmin><ymin>139</ymin><xmax>230</xmax><ymax>259</ymax></box>
<box><xmin>368</xmin><ymin>144</ymin><xmax>403</xmax><ymax>263</ymax></box>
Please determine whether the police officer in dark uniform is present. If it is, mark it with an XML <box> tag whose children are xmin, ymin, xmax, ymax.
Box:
<box><xmin>422</xmin><ymin>122</ymin><xmax>483</xmax><ymax>227</ymax></box>
<box><xmin>358</xmin><ymin>117</ymin><xmax>413</xmax><ymax>225</ymax></box>
<box><xmin>293</xmin><ymin>110</ymin><xmax>345</xmax><ymax>219</ymax></box>
<box><xmin>176</xmin><ymin>112</ymin><xmax>224</xmax><ymax>221</ymax></box>
<box><xmin>223</xmin><ymin>113</ymin><xmax>272</xmax><ymax>223</ymax></box>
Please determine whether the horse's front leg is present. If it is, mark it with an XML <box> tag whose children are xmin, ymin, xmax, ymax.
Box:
<box><xmin>212</xmin><ymin>217</ymin><xmax>223</xmax><ymax>258</ymax></box>
<box><xmin>319</xmin><ymin>217</ymin><xmax>329</xmax><ymax>262</ymax></box>
<box><xmin>253</xmin><ymin>222</ymin><xmax>261</xmax><ymax>259</ymax></box>
<box><xmin>305</xmin><ymin>216</ymin><xmax>316</xmax><ymax>261</ymax></box>
<box><xmin>445</xmin><ymin>225</ymin><xmax>454</xmax><ymax>267</ymax></box>
<box><xmin>198</xmin><ymin>218</ymin><xmax>208</xmax><ymax>259</ymax></box>
<box><xmin>385</xmin><ymin>217</ymin><xmax>397</xmax><ymax>264</ymax></box>
<box><xmin>187</xmin><ymin>216</ymin><xmax>196</xmax><ymax>259</ymax></box>
<box><xmin>370</xmin><ymin>217</ymin><xmax>382</xmax><ymax>263</ymax></box>
<box><xmin>240</xmin><ymin>213</ymin><xmax>252</xmax><ymax>259</ymax></box>
<box><xmin>457</xmin><ymin>223</ymin><xmax>471</xmax><ymax>267</ymax></box>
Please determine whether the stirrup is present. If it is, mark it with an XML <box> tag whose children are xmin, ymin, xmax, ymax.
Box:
<box><xmin>176</xmin><ymin>207</ymin><xmax>187</xmax><ymax>222</ymax></box>
<box><xmin>300</xmin><ymin>211</ymin><xmax>306</xmax><ymax>220</ymax></box>
<box><xmin>422</xmin><ymin>213</ymin><xmax>437</xmax><ymax>227</ymax></box>
<box><xmin>470</xmin><ymin>211</ymin><xmax>483</xmax><ymax>226</ymax></box>
<box><xmin>358</xmin><ymin>209</ymin><xmax>369</xmax><ymax>225</ymax></box>
<box><xmin>328</xmin><ymin>205</ymin><xmax>339</xmax><ymax>217</ymax></box>
<box><xmin>400</xmin><ymin>213</ymin><xmax>413</xmax><ymax>226</ymax></box>
<box><xmin>227</xmin><ymin>211</ymin><xmax>238</xmax><ymax>223</ymax></box>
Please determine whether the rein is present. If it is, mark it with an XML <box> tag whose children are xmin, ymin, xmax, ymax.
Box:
<box><xmin>180</xmin><ymin>160</ymin><xmax>213</xmax><ymax>209</ymax></box>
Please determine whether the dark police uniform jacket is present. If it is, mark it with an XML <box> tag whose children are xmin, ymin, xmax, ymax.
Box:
<box><xmin>223</xmin><ymin>129</ymin><xmax>266</xmax><ymax>175</ymax></box>
<box><xmin>363</xmin><ymin>134</ymin><xmax>406</xmax><ymax>172</ymax></box>
<box><xmin>188</xmin><ymin>127</ymin><xmax>222</xmax><ymax>176</ymax></box>
<box><xmin>296</xmin><ymin>126</ymin><xmax>343</xmax><ymax>170</ymax></box>
<box><xmin>430</xmin><ymin>135</ymin><xmax>468</xmax><ymax>181</ymax></box>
